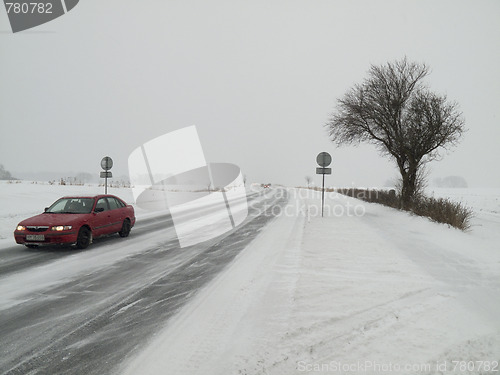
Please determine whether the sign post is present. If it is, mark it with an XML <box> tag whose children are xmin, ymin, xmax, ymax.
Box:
<box><xmin>100</xmin><ymin>156</ymin><xmax>113</xmax><ymax>194</ymax></box>
<box><xmin>316</xmin><ymin>152</ymin><xmax>332</xmax><ymax>217</ymax></box>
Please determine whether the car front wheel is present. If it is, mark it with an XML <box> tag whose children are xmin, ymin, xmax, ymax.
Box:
<box><xmin>76</xmin><ymin>227</ymin><xmax>92</xmax><ymax>249</ymax></box>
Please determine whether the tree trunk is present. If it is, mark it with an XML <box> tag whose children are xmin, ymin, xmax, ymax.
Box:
<box><xmin>400</xmin><ymin>164</ymin><xmax>418</xmax><ymax>210</ymax></box>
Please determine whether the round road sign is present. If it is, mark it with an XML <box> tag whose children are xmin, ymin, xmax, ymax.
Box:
<box><xmin>316</xmin><ymin>152</ymin><xmax>332</xmax><ymax>167</ymax></box>
<box><xmin>101</xmin><ymin>156</ymin><xmax>113</xmax><ymax>171</ymax></box>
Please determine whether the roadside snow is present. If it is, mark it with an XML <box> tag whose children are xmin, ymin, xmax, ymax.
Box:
<box><xmin>121</xmin><ymin>188</ymin><xmax>500</xmax><ymax>375</ymax></box>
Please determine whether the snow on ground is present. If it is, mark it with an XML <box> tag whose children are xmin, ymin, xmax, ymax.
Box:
<box><xmin>121</xmin><ymin>187</ymin><xmax>500</xmax><ymax>375</ymax></box>
<box><xmin>1</xmin><ymin>182</ymin><xmax>499</xmax><ymax>374</ymax></box>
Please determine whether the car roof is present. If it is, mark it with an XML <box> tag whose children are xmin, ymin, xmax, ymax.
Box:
<box><xmin>59</xmin><ymin>195</ymin><xmax>122</xmax><ymax>200</ymax></box>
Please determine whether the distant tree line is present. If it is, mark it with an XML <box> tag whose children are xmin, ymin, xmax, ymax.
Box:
<box><xmin>433</xmin><ymin>176</ymin><xmax>468</xmax><ymax>188</ymax></box>
<box><xmin>0</xmin><ymin>164</ymin><xmax>15</xmax><ymax>180</ymax></box>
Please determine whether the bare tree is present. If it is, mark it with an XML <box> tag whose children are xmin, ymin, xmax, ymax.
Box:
<box><xmin>305</xmin><ymin>176</ymin><xmax>312</xmax><ymax>188</ymax></box>
<box><xmin>326</xmin><ymin>57</ymin><xmax>465</xmax><ymax>208</ymax></box>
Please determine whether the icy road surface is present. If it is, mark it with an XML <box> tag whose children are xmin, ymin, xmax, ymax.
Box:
<box><xmin>0</xmin><ymin>187</ymin><xmax>287</xmax><ymax>375</ymax></box>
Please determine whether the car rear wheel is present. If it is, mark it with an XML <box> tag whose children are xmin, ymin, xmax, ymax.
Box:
<box><xmin>76</xmin><ymin>227</ymin><xmax>92</xmax><ymax>249</ymax></box>
<box><xmin>118</xmin><ymin>219</ymin><xmax>131</xmax><ymax>238</ymax></box>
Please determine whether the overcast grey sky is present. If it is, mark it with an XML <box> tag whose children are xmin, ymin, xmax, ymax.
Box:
<box><xmin>1</xmin><ymin>0</ymin><xmax>499</xmax><ymax>188</ymax></box>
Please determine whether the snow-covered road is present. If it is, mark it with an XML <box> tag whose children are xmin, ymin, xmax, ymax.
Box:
<box><xmin>122</xmin><ymin>188</ymin><xmax>500</xmax><ymax>375</ymax></box>
<box><xmin>0</xmin><ymin>184</ymin><xmax>288</xmax><ymax>375</ymax></box>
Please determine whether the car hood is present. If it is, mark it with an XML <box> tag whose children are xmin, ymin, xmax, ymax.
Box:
<box><xmin>19</xmin><ymin>213</ymin><xmax>89</xmax><ymax>227</ymax></box>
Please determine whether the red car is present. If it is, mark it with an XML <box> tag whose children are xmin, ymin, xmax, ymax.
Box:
<box><xmin>14</xmin><ymin>195</ymin><xmax>136</xmax><ymax>249</ymax></box>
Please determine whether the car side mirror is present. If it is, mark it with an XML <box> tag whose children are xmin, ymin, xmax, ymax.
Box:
<box><xmin>94</xmin><ymin>207</ymin><xmax>105</xmax><ymax>213</ymax></box>
<box><xmin>44</xmin><ymin>207</ymin><xmax>49</xmax><ymax>212</ymax></box>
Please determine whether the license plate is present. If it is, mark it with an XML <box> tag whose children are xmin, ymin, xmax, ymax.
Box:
<box><xmin>26</xmin><ymin>234</ymin><xmax>45</xmax><ymax>241</ymax></box>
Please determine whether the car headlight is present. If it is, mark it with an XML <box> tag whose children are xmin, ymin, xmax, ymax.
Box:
<box><xmin>51</xmin><ymin>225</ymin><xmax>73</xmax><ymax>231</ymax></box>
<box><xmin>16</xmin><ymin>225</ymin><xmax>26</xmax><ymax>231</ymax></box>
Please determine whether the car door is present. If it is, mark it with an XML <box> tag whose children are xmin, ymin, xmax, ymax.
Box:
<box><xmin>92</xmin><ymin>197</ymin><xmax>111</xmax><ymax>237</ymax></box>
<box><xmin>106</xmin><ymin>197</ymin><xmax>124</xmax><ymax>233</ymax></box>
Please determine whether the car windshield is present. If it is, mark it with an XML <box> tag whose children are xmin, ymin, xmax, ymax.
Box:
<box><xmin>45</xmin><ymin>198</ymin><xmax>95</xmax><ymax>214</ymax></box>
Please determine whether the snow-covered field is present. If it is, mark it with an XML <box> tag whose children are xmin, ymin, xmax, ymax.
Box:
<box><xmin>1</xmin><ymin>181</ymin><xmax>499</xmax><ymax>374</ymax></box>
